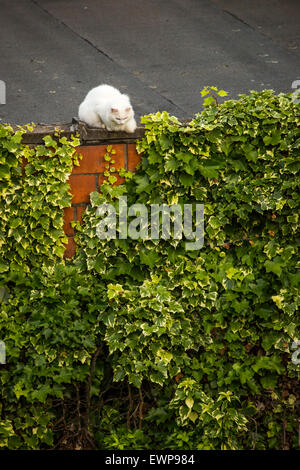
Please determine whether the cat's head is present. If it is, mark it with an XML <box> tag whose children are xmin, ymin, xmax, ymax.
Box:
<box><xmin>110</xmin><ymin>106</ymin><xmax>133</xmax><ymax>125</ymax></box>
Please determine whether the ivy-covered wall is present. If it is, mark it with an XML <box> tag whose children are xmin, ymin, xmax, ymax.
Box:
<box><xmin>0</xmin><ymin>90</ymin><xmax>299</xmax><ymax>450</ymax></box>
<box><xmin>65</xmin><ymin>142</ymin><xmax>141</xmax><ymax>257</ymax></box>
<box><xmin>20</xmin><ymin>122</ymin><xmax>143</xmax><ymax>258</ymax></box>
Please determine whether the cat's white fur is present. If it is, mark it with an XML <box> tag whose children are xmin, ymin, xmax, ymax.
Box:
<box><xmin>78</xmin><ymin>84</ymin><xmax>137</xmax><ymax>133</ymax></box>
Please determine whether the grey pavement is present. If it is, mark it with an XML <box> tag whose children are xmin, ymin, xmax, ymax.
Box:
<box><xmin>0</xmin><ymin>0</ymin><xmax>299</xmax><ymax>125</ymax></box>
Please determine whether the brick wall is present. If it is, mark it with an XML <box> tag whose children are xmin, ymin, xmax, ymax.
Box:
<box><xmin>20</xmin><ymin>120</ymin><xmax>144</xmax><ymax>259</ymax></box>
<box><xmin>64</xmin><ymin>142</ymin><xmax>141</xmax><ymax>258</ymax></box>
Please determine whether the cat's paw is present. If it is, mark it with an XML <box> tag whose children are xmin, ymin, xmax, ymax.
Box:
<box><xmin>85</xmin><ymin>121</ymin><xmax>105</xmax><ymax>129</ymax></box>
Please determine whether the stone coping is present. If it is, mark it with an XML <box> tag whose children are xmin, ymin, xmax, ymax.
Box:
<box><xmin>14</xmin><ymin>118</ymin><xmax>146</xmax><ymax>145</ymax></box>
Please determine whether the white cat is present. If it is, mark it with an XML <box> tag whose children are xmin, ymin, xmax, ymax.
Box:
<box><xmin>78</xmin><ymin>84</ymin><xmax>137</xmax><ymax>133</ymax></box>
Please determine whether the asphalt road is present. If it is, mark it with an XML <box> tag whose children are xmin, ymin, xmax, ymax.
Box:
<box><xmin>0</xmin><ymin>0</ymin><xmax>299</xmax><ymax>125</ymax></box>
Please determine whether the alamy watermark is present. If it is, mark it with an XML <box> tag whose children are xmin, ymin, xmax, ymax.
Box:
<box><xmin>96</xmin><ymin>197</ymin><xmax>204</xmax><ymax>250</ymax></box>
<box><xmin>291</xmin><ymin>340</ymin><xmax>300</xmax><ymax>365</ymax></box>
<box><xmin>0</xmin><ymin>341</ymin><xmax>6</xmax><ymax>364</ymax></box>
<box><xmin>291</xmin><ymin>80</ymin><xmax>300</xmax><ymax>104</ymax></box>
<box><xmin>0</xmin><ymin>80</ymin><xmax>6</xmax><ymax>104</ymax></box>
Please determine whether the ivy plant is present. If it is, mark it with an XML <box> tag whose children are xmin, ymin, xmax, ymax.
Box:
<box><xmin>0</xmin><ymin>89</ymin><xmax>299</xmax><ymax>450</ymax></box>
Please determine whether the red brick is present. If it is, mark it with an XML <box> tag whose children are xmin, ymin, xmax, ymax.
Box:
<box><xmin>73</xmin><ymin>144</ymin><xmax>125</xmax><ymax>174</ymax></box>
<box><xmin>98</xmin><ymin>174</ymin><xmax>105</xmax><ymax>189</ymax></box>
<box><xmin>76</xmin><ymin>205</ymin><xmax>87</xmax><ymax>224</ymax></box>
<box><xmin>68</xmin><ymin>174</ymin><xmax>97</xmax><ymax>203</ymax></box>
<box><xmin>22</xmin><ymin>157</ymin><xmax>28</xmax><ymax>175</ymax></box>
<box><xmin>64</xmin><ymin>236</ymin><xmax>76</xmax><ymax>258</ymax></box>
<box><xmin>114</xmin><ymin>174</ymin><xmax>125</xmax><ymax>186</ymax></box>
<box><xmin>63</xmin><ymin>207</ymin><xmax>75</xmax><ymax>235</ymax></box>
<box><xmin>127</xmin><ymin>144</ymin><xmax>142</xmax><ymax>171</ymax></box>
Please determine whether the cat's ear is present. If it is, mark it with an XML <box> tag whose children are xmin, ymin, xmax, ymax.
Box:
<box><xmin>111</xmin><ymin>108</ymin><xmax>118</xmax><ymax>113</ymax></box>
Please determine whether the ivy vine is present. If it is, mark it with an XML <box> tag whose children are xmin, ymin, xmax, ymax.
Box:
<box><xmin>0</xmin><ymin>89</ymin><xmax>299</xmax><ymax>450</ymax></box>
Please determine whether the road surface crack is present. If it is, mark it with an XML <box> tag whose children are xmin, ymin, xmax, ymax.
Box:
<box><xmin>31</xmin><ymin>0</ymin><xmax>185</xmax><ymax>114</ymax></box>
